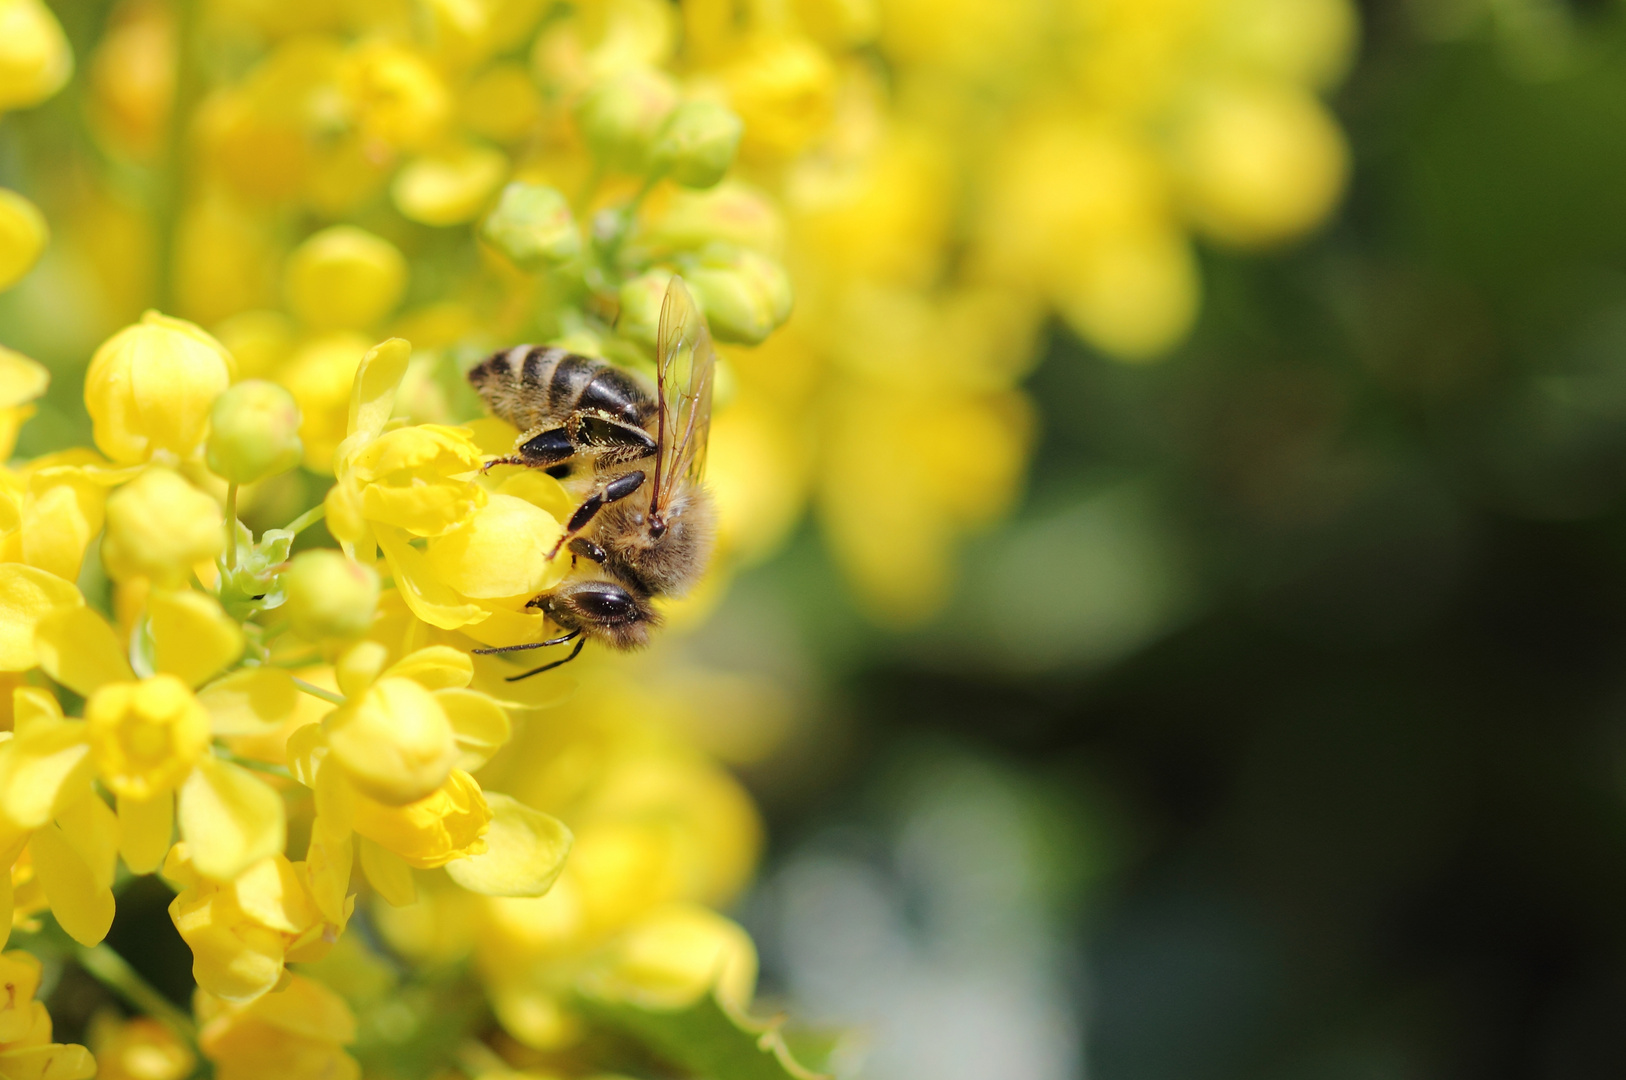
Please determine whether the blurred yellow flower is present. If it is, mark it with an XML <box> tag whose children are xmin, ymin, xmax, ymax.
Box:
<box><xmin>0</xmin><ymin>190</ymin><xmax>47</xmax><ymax>293</ymax></box>
<box><xmin>0</xmin><ymin>0</ymin><xmax>73</xmax><ymax>112</ymax></box>
<box><xmin>196</xmin><ymin>973</ymin><xmax>358</xmax><ymax>1080</ymax></box>
<box><xmin>100</xmin><ymin>466</ymin><xmax>225</xmax><ymax>585</ymax></box>
<box><xmin>0</xmin><ymin>950</ymin><xmax>94</xmax><ymax>1080</ymax></box>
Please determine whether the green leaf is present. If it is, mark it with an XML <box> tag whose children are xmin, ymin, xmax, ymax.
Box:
<box><xmin>581</xmin><ymin>989</ymin><xmax>832</xmax><ymax>1080</ymax></box>
<box><xmin>218</xmin><ymin>525</ymin><xmax>294</xmax><ymax>620</ymax></box>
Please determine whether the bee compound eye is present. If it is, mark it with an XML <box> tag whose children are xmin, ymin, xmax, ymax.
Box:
<box><xmin>572</xmin><ymin>583</ymin><xmax>638</xmax><ymax>620</ymax></box>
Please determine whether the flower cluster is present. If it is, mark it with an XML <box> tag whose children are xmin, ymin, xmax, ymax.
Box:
<box><xmin>0</xmin><ymin>0</ymin><xmax>1355</xmax><ymax>1075</ymax></box>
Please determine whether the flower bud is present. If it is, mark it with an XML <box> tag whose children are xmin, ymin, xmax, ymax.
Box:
<box><xmin>282</xmin><ymin>550</ymin><xmax>380</xmax><ymax>642</ymax></box>
<box><xmin>86</xmin><ymin>311</ymin><xmax>235</xmax><ymax>464</ymax></box>
<box><xmin>324</xmin><ymin>677</ymin><xmax>457</xmax><ymax>805</ymax></box>
<box><xmin>0</xmin><ymin>188</ymin><xmax>47</xmax><ymax>292</ymax></box>
<box><xmin>617</xmin><ymin>268</ymin><xmax>675</xmax><ymax>348</ymax></box>
<box><xmin>0</xmin><ymin>0</ymin><xmax>73</xmax><ymax>112</ymax></box>
<box><xmin>102</xmin><ymin>467</ymin><xmax>225</xmax><ymax>585</ymax></box>
<box><xmin>686</xmin><ymin>248</ymin><xmax>792</xmax><ymax>345</ymax></box>
<box><xmin>479</xmin><ymin>183</ymin><xmax>582</xmax><ymax>271</ymax></box>
<box><xmin>575</xmin><ymin>68</ymin><xmax>678</xmax><ymax>173</ymax></box>
<box><xmin>284</xmin><ymin>226</ymin><xmax>408</xmax><ymax>331</ymax></box>
<box><xmin>392</xmin><ymin>143</ymin><xmax>509</xmax><ymax>227</ymax></box>
<box><xmin>651</xmin><ymin>100</ymin><xmax>743</xmax><ymax>189</ymax></box>
<box><xmin>206</xmin><ymin>381</ymin><xmax>304</xmax><ymax>485</ymax></box>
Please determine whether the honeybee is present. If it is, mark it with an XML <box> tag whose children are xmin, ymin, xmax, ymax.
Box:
<box><xmin>466</xmin><ymin>275</ymin><xmax>717</xmax><ymax>679</ymax></box>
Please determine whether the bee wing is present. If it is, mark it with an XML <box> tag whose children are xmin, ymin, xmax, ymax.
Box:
<box><xmin>650</xmin><ymin>275</ymin><xmax>717</xmax><ymax>517</ymax></box>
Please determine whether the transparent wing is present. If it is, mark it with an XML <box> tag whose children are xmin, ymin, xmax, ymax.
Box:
<box><xmin>649</xmin><ymin>275</ymin><xmax>717</xmax><ymax>518</ymax></box>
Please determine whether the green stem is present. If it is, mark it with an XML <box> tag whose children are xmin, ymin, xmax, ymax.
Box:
<box><xmin>224</xmin><ymin>482</ymin><xmax>239</xmax><ymax>570</ymax></box>
<box><xmin>284</xmin><ymin>502</ymin><xmax>326</xmax><ymax>536</ymax></box>
<box><xmin>217</xmin><ymin>749</ymin><xmax>293</xmax><ymax>779</ymax></box>
<box><xmin>77</xmin><ymin>944</ymin><xmax>198</xmax><ymax>1047</ymax></box>
<box><xmin>292</xmin><ymin>678</ymin><xmax>344</xmax><ymax>706</ymax></box>
<box><xmin>153</xmin><ymin>0</ymin><xmax>200</xmax><ymax>312</ymax></box>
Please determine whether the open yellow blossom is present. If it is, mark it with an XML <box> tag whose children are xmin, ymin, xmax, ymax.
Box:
<box><xmin>85</xmin><ymin>312</ymin><xmax>236</xmax><ymax>465</ymax></box>
<box><xmin>0</xmin><ymin>580</ymin><xmax>288</xmax><ymax>882</ymax></box>
<box><xmin>326</xmin><ymin>339</ymin><xmax>569</xmax><ymax>641</ymax></box>
<box><xmin>88</xmin><ymin>1015</ymin><xmax>194</xmax><ymax>1080</ymax></box>
<box><xmin>165</xmin><ymin>845</ymin><xmax>345</xmax><ymax>1004</ymax></box>
<box><xmin>0</xmin><ymin>951</ymin><xmax>94</xmax><ymax>1080</ymax></box>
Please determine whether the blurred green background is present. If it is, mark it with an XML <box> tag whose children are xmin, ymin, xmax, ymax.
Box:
<box><xmin>726</xmin><ymin>2</ymin><xmax>1626</xmax><ymax>1077</ymax></box>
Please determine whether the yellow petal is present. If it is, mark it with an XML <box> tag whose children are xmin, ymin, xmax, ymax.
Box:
<box><xmin>177</xmin><ymin>758</ymin><xmax>286</xmax><ymax>881</ymax></box>
<box><xmin>198</xmin><ymin>668</ymin><xmax>298</xmax><ymax>736</ymax></box>
<box><xmin>374</xmin><ymin>527</ymin><xmax>488</xmax><ymax>630</ymax></box>
<box><xmin>357</xmin><ymin>836</ymin><xmax>415</xmax><ymax>907</ymax></box>
<box><xmin>149</xmin><ymin>589</ymin><xmax>245</xmax><ymax>688</ymax></box>
<box><xmin>423</xmin><ymin>494</ymin><xmax>564</xmax><ymax>601</ymax></box>
<box><xmin>117</xmin><ymin>792</ymin><xmax>173</xmax><ymax>875</ymax></box>
<box><xmin>34</xmin><ymin>606</ymin><xmax>133</xmax><ymax>698</ymax></box>
<box><xmin>444</xmin><ymin>793</ymin><xmax>570</xmax><ymax>898</ymax></box>
<box><xmin>349</xmin><ymin>769</ymin><xmax>489</xmax><ymax>869</ymax></box>
<box><xmin>57</xmin><ymin>794</ymin><xmax>118</xmax><ymax>891</ymax></box>
<box><xmin>303</xmin><ymin>812</ymin><xmax>353</xmax><ymax>926</ymax></box>
<box><xmin>0</xmin><ymin>719</ymin><xmax>92</xmax><ymax>829</ymax></box>
<box><xmin>347</xmin><ymin>338</ymin><xmax>412</xmax><ymax>442</ymax></box>
<box><xmin>0</xmin><ymin>346</ymin><xmax>49</xmax><ymax>409</ymax></box>
<box><xmin>21</xmin><ymin>471</ymin><xmax>107</xmax><ymax>583</ymax></box>
<box><xmin>382</xmin><ymin>645</ymin><xmax>472</xmax><ymax>690</ymax></box>
<box><xmin>0</xmin><ymin>874</ymin><xmax>12</xmax><ymax>951</ymax></box>
<box><xmin>0</xmin><ymin>190</ymin><xmax>48</xmax><ymax>293</ymax></box>
<box><xmin>434</xmin><ymin>688</ymin><xmax>510</xmax><ymax>772</ymax></box>
<box><xmin>30</xmin><ymin>821</ymin><xmax>115</xmax><ymax>946</ymax></box>
<box><xmin>168</xmin><ymin>887</ymin><xmax>284</xmax><ymax>1004</ymax></box>
<box><xmin>0</xmin><ymin>564</ymin><xmax>81</xmax><ymax>671</ymax></box>
<box><xmin>231</xmin><ymin>855</ymin><xmax>318</xmax><ymax>935</ymax></box>
<box><xmin>0</xmin><ymin>1044</ymin><xmax>97</xmax><ymax>1080</ymax></box>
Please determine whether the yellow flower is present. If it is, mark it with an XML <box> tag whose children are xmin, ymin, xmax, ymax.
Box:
<box><xmin>391</xmin><ymin>143</ymin><xmax>510</xmax><ymax>226</ymax></box>
<box><xmin>100</xmin><ymin>466</ymin><xmax>225</xmax><ymax>586</ymax></box>
<box><xmin>349</xmin><ymin>769</ymin><xmax>491</xmax><ymax>869</ymax></box>
<box><xmin>0</xmin><ymin>189</ymin><xmax>47</xmax><ymax>293</ymax></box>
<box><xmin>88</xmin><ymin>1015</ymin><xmax>194</xmax><ymax>1080</ymax></box>
<box><xmin>196</xmin><ymin>974</ymin><xmax>358</xmax><ymax>1080</ymax></box>
<box><xmin>283</xmin><ymin>226</ymin><xmax>408</xmax><ymax>332</ymax></box>
<box><xmin>0</xmin><ymin>951</ymin><xmax>94</xmax><ymax>1080</ymax></box>
<box><xmin>165</xmin><ymin>846</ymin><xmax>343</xmax><ymax>1004</ymax></box>
<box><xmin>85</xmin><ymin>311</ymin><xmax>236</xmax><ymax>465</ymax></box>
<box><xmin>86</xmin><ymin>675</ymin><xmax>211</xmax><ymax>801</ymax></box>
<box><xmin>579</xmin><ymin>902</ymin><xmax>758</xmax><ymax>1010</ymax></box>
<box><xmin>0</xmin><ymin>0</ymin><xmax>73</xmax><ymax>112</ymax></box>
<box><xmin>0</xmin><ymin>587</ymin><xmax>290</xmax><ymax>883</ymax></box>
<box><xmin>340</xmin><ymin>41</ymin><xmax>450</xmax><ymax>153</ymax></box>
<box><xmin>325</xmin><ymin>339</ymin><xmax>568</xmax><ymax>639</ymax></box>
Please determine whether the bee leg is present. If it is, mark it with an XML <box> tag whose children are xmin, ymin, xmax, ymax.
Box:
<box><xmin>484</xmin><ymin>427</ymin><xmax>578</xmax><ymax>473</ymax></box>
<box><xmin>506</xmin><ymin>636</ymin><xmax>587</xmax><ymax>680</ymax></box>
<box><xmin>544</xmin><ymin>470</ymin><xmax>647</xmax><ymax>560</ymax></box>
<box><xmin>568</xmin><ymin>537</ymin><xmax>608</xmax><ymax>564</ymax></box>
<box><xmin>471</xmin><ymin>629</ymin><xmax>581</xmax><ymax>655</ymax></box>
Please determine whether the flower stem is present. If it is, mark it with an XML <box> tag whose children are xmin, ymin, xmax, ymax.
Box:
<box><xmin>285</xmin><ymin>502</ymin><xmax>326</xmax><ymax>536</ymax></box>
<box><xmin>77</xmin><ymin>943</ymin><xmax>198</xmax><ymax>1047</ymax></box>
<box><xmin>224</xmin><ymin>482</ymin><xmax>239</xmax><ymax>570</ymax></box>
<box><xmin>292</xmin><ymin>677</ymin><xmax>345</xmax><ymax>706</ymax></box>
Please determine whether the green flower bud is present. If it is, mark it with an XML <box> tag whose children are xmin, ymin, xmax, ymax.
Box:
<box><xmin>617</xmin><ymin>268</ymin><xmax>675</xmax><ymax>348</ymax></box>
<box><xmin>687</xmin><ymin>248</ymin><xmax>793</xmax><ymax>345</ymax></box>
<box><xmin>282</xmin><ymin>549</ymin><xmax>381</xmax><ymax>642</ymax></box>
<box><xmin>575</xmin><ymin>69</ymin><xmax>678</xmax><ymax>173</ymax></box>
<box><xmin>480</xmin><ymin>182</ymin><xmax>582</xmax><ymax>270</ymax></box>
<box><xmin>651</xmin><ymin>101</ymin><xmax>744</xmax><ymax>189</ymax></box>
<box><xmin>206</xmin><ymin>380</ymin><xmax>304</xmax><ymax>485</ymax></box>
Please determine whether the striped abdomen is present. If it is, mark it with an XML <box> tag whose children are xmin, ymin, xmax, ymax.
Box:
<box><xmin>468</xmin><ymin>346</ymin><xmax>655</xmax><ymax>433</ymax></box>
